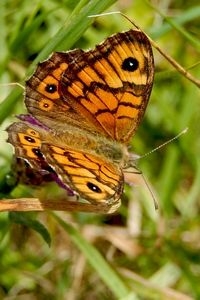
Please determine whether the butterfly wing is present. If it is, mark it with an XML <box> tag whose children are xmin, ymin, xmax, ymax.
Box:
<box><xmin>60</xmin><ymin>29</ymin><xmax>154</xmax><ymax>143</ymax></box>
<box><xmin>25</xmin><ymin>50</ymin><xmax>98</xmax><ymax>133</ymax></box>
<box><xmin>7</xmin><ymin>29</ymin><xmax>153</xmax><ymax>213</ymax></box>
<box><xmin>25</xmin><ymin>29</ymin><xmax>154</xmax><ymax>141</ymax></box>
<box><xmin>7</xmin><ymin>122</ymin><xmax>123</xmax><ymax>205</ymax></box>
<box><xmin>7</xmin><ymin>122</ymin><xmax>45</xmax><ymax>171</ymax></box>
<box><xmin>7</xmin><ymin>122</ymin><xmax>56</xmax><ymax>186</ymax></box>
<box><xmin>41</xmin><ymin>143</ymin><xmax>123</xmax><ymax>204</ymax></box>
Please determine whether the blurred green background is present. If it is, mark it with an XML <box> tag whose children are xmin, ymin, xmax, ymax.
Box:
<box><xmin>0</xmin><ymin>0</ymin><xmax>199</xmax><ymax>299</ymax></box>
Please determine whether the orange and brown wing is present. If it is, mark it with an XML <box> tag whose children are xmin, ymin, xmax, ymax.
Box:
<box><xmin>25</xmin><ymin>50</ymin><xmax>95</xmax><ymax>132</ymax></box>
<box><xmin>42</xmin><ymin>144</ymin><xmax>123</xmax><ymax>204</ymax></box>
<box><xmin>6</xmin><ymin>122</ymin><xmax>56</xmax><ymax>186</ymax></box>
<box><xmin>7</xmin><ymin>122</ymin><xmax>44</xmax><ymax>171</ymax></box>
<box><xmin>7</xmin><ymin>122</ymin><xmax>123</xmax><ymax>204</ymax></box>
<box><xmin>60</xmin><ymin>29</ymin><xmax>154</xmax><ymax>143</ymax></box>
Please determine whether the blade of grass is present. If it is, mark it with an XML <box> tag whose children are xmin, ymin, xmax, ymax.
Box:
<box><xmin>149</xmin><ymin>4</ymin><xmax>200</xmax><ymax>41</ymax></box>
<box><xmin>158</xmin><ymin>145</ymin><xmax>180</xmax><ymax>216</ymax></box>
<box><xmin>160</xmin><ymin>16</ymin><xmax>200</xmax><ymax>49</ymax></box>
<box><xmin>0</xmin><ymin>0</ymin><xmax>116</xmax><ymax>125</ymax></box>
<box><xmin>0</xmin><ymin>87</ymin><xmax>23</xmax><ymax>124</ymax></box>
<box><xmin>10</xmin><ymin>7</ymin><xmax>55</xmax><ymax>54</ymax></box>
<box><xmin>28</xmin><ymin>0</ymin><xmax>116</xmax><ymax>74</ymax></box>
<box><xmin>52</xmin><ymin>212</ymin><xmax>138</xmax><ymax>300</ymax></box>
<box><xmin>9</xmin><ymin>212</ymin><xmax>51</xmax><ymax>247</ymax></box>
<box><xmin>180</xmin><ymin>158</ymin><xmax>200</xmax><ymax>217</ymax></box>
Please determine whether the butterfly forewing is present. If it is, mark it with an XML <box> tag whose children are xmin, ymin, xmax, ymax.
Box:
<box><xmin>60</xmin><ymin>29</ymin><xmax>154</xmax><ymax>143</ymax></box>
<box><xmin>25</xmin><ymin>50</ymin><xmax>96</xmax><ymax>133</ymax></box>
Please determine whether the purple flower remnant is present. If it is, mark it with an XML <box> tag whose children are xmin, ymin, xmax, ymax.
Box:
<box><xmin>50</xmin><ymin>172</ymin><xmax>75</xmax><ymax>197</ymax></box>
<box><xmin>17</xmin><ymin>114</ymin><xmax>49</xmax><ymax>131</ymax></box>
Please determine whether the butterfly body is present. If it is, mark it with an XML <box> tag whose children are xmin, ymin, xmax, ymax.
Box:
<box><xmin>7</xmin><ymin>29</ymin><xmax>154</xmax><ymax>213</ymax></box>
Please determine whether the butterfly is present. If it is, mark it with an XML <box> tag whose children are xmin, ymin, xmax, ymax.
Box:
<box><xmin>7</xmin><ymin>28</ymin><xmax>154</xmax><ymax>214</ymax></box>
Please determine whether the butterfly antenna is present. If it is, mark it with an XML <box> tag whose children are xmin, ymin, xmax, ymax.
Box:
<box><xmin>125</xmin><ymin>166</ymin><xmax>158</xmax><ymax>210</ymax></box>
<box><xmin>139</xmin><ymin>127</ymin><xmax>188</xmax><ymax>160</ymax></box>
<box><xmin>140</xmin><ymin>171</ymin><xmax>158</xmax><ymax>210</ymax></box>
<box><xmin>129</xmin><ymin>128</ymin><xmax>188</xmax><ymax>209</ymax></box>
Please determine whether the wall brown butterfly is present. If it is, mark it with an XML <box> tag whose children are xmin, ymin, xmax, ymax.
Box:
<box><xmin>7</xmin><ymin>28</ymin><xmax>154</xmax><ymax>213</ymax></box>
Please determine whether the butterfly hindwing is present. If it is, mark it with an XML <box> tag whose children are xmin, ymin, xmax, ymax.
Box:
<box><xmin>41</xmin><ymin>143</ymin><xmax>123</xmax><ymax>204</ymax></box>
<box><xmin>7</xmin><ymin>122</ymin><xmax>44</xmax><ymax>171</ymax></box>
<box><xmin>7</xmin><ymin>122</ymin><xmax>56</xmax><ymax>186</ymax></box>
<box><xmin>7</xmin><ymin>122</ymin><xmax>123</xmax><ymax>204</ymax></box>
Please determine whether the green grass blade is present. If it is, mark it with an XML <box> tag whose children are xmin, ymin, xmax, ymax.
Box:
<box><xmin>0</xmin><ymin>0</ymin><xmax>116</xmax><ymax>125</ymax></box>
<box><xmin>0</xmin><ymin>88</ymin><xmax>23</xmax><ymax>124</ymax></box>
<box><xmin>28</xmin><ymin>0</ymin><xmax>116</xmax><ymax>74</ymax></box>
<box><xmin>9</xmin><ymin>212</ymin><xmax>51</xmax><ymax>247</ymax></box>
<box><xmin>150</xmin><ymin>5</ymin><xmax>200</xmax><ymax>39</ymax></box>
<box><xmin>52</xmin><ymin>212</ymin><xmax>137</xmax><ymax>299</ymax></box>
<box><xmin>160</xmin><ymin>16</ymin><xmax>200</xmax><ymax>49</ymax></box>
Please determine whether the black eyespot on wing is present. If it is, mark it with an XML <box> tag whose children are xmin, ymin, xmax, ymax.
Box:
<box><xmin>45</xmin><ymin>84</ymin><xmax>57</xmax><ymax>93</ymax></box>
<box><xmin>87</xmin><ymin>182</ymin><xmax>102</xmax><ymax>193</ymax></box>
<box><xmin>32</xmin><ymin>148</ymin><xmax>43</xmax><ymax>158</ymax></box>
<box><xmin>43</xmin><ymin>102</ymin><xmax>50</xmax><ymax>108</ymax></box>
<box><xmin>122</xmin><ymin>57</ymin><xmax>139</xmax><ymax>72</ymax></box>
<box><xmin>24</xmin><ymin>136</ymin><xmax>35</xmax><ymax>143</ymax></box>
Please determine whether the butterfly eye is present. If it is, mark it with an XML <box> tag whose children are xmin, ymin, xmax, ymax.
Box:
<box><xmin>45</xmin><ymin>83</ymin><xmax>57</xmax><ymax>94</ymax></box>
<box><xmin>122</xmin><ymin>57</ymin><xmax>139</xmax><ymax>72</ymax></box>
<box><xmin>87</xmin><ymin>182</ymin><xmax>102</xmax><ymax>193</ymax></box>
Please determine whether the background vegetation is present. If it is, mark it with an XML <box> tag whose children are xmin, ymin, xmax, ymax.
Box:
<box><xmin>0</xmin><ymin>0</ymin><xmax>199</xmax><ymax>299</ymax></box>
